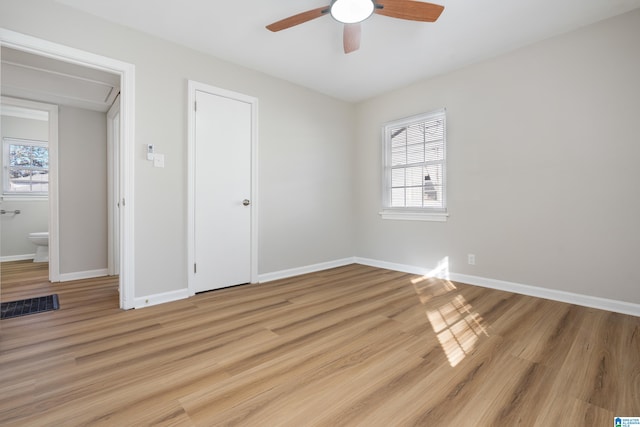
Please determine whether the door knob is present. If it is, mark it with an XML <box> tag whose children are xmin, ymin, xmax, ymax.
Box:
<box><xmin>242</xmin><ymin>199</ymin><xmax>250</xmax><ymax>206</ymax></box>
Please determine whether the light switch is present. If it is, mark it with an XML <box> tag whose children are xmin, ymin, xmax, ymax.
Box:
<box><xmin>153</xmin><ymin>153</ymin><xmax>165</xmax><ymax>168</ymax></box>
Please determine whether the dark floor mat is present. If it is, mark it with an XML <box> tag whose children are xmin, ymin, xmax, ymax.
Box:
<box><xmin>1</xmin><ymin>294</ymin><xmax>59</xmax><ymax>319</ymax></box>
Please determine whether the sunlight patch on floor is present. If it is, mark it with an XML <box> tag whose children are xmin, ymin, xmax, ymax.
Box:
<box><xmin>412</xmin><ymin>257</ymin><xmax>489</xmax><ymax>367</ymax></box>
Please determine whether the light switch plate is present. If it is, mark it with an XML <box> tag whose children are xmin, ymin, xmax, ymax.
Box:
<box><xmin>153</xmin><ymin>153</ymin><xmax>165</xmax><ymax>168</ymax></box>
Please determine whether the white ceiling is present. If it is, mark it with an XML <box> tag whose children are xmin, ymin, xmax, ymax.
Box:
<box><xmin>55</xmin><ymin>0</ymin><xmax>640</xmax><ymax>102</ymax></box>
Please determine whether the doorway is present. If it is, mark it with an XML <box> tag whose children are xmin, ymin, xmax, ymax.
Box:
<box><xmin>0</xmin><ymin>96</ymin><xmax>57</xmax><ymax>272</ymax></box>
<box><xmin>0</xmin><ymin>28</ymin><xmax>135</xmax><ymax>309</ymax></box>
<box><xmin>187</xmin><ymin>81</ymin><xmax>258</xmax><ymax>294</ymax></box>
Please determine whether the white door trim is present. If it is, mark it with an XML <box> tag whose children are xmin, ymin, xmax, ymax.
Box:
<box><xmin>0</xmin><ymin>28</ymin><xmax>136</xmax><ymax>309</ymax></box>
<box><xmin>107</xmin><ymin>95</ymin><xmax>120</xmax><ymax>276</ymax></box>
<box><xmin>187</xmin><ymin>80</ymin><xmax>259</xmax><ymax>295</ymax></box>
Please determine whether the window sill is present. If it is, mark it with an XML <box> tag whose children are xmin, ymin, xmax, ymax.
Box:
<box><xmin>379</xmin><ymin>210</ymin><xmax>448</xmax><ymax>222</ymax></box>
<box><xmin>1</xmin><ymin>195</ymin><xmax>48</xmax><ymax>202</ymax></box>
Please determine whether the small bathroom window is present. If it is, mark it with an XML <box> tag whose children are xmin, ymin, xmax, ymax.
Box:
<box><xmin>2</xmin><ymin>137</ymin><xmax>49</xmax><ymax>197</ymax></box>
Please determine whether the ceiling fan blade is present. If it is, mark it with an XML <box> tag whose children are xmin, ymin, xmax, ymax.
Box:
<box><xmin>266</xmin><ymin>6</ymin><xmax>330</xmax><ymax>32</ymax></box>
<box><xmin>343</xmin><ymin>23</ymin><xmax>361</xmax><ymax>54</ymax></box>
<box><xmin>374</xmin><ymin>0</ymin><xmax>444</xmax><ymax>22</ymax></box>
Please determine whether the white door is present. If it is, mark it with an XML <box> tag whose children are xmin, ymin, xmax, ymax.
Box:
<box><xmin>193</xmin><ymin>88</ymin><xmax>253</xmax><ymax>293</ymax></box>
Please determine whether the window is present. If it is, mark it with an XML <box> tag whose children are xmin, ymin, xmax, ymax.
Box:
<box><xmin>2</xmin><ymin>138</ymin><xmax>49</xmax><ymax>196</ymax></box>
<box><xmin>380</xmin><ymin>109</ymin><xmax>447</xmax><ymax>221</ymax></box>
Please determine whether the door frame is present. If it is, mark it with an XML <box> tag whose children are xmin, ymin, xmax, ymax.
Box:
<box><xmin>107</xmin><ymin>95</ymin><xmax>120</xmax><ymax>276</ymax></box>
<box><xmin>0</xmin><ymin>28</ymin><xmax>136</xmax><ymax>309</ymax></box>
<box><xmin>187</xmin><ymin>80</ymin><xmax>258</xmax><ymax>295</ymax></box>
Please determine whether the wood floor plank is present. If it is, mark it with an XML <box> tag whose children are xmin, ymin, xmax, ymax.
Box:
<box><xmin>1</xmin><ymin>260</ymin><xmax>639</xmax><ymax>426</ymax></box>
<box><xmin>183</xmin><ymin>318</ymin><xmax>419</xmax><ymax>426</ymax></box>
<box><xmin>180</xmin><ymin>315</ymin><xmax>396</xmax><ymax>418</ymax></box>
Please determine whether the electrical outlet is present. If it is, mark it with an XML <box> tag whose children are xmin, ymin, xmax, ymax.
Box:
<box><xmin>468</xmin><ymin>254</ymin><xmax>476</xmax><ymax>265</ymax></box>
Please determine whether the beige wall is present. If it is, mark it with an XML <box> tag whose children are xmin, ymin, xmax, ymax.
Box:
<box><xmin>354</xmin><ymin>9</ymin><xmax>640</xmax><ymax>303</ymax></box>
<box><xmin>1</xmin><ymin>114</ymin><xmax>48</xmax><ymax>141</ymax></box>
<box><xmin>58</xmin><ymin>106</ymin><xmax>107</xmax><ymax>274</ymax></box>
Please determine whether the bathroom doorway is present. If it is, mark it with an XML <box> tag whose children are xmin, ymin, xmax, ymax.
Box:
<box><xmin>0</xmin><ymin>97</ymin><xmax>57</xmax><ymax>270</ymax></box>
<box><xmin>0</xmin><ymin>29</ymin><xmax>135</xmax><ymax>309</ymax></box>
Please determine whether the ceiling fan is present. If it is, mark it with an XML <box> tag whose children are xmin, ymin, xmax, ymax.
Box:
<box><xmin>266</xmin><ymin>0</ymin><xmax>444</xmax><ymax>54</ymax></box>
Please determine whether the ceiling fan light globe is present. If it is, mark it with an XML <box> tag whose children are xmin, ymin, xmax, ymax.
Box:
<box><xmin>330</xmin><ymin>0</ymin><xmax>374</xmax><ymax>24</ymax></box>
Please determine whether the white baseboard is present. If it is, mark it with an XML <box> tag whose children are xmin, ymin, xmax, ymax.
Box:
<box><xmin>59</xmin><ymin>268</ymin><xmax>109</xmax><ymax>282</ymax></box>
<box><xmin>132</xmin><ymin>259</ymin><xmax>354</xmax><ymax>310</ymax></box>
<box><xmin>114</xmin><ymin>255</ymin><xmax>640</xmax><ymax>317</ymax></box>
<box><xmin>354</xmin><ymin>257</ymin><xmax>434</xmax><ymax>276</ymax></box>
<box><xmin>449</xmin><ymin>272</ymin><xmax>640</xmax><ymax>317</ymax></box>
<box><xmin>1</xmin><ymin>253</ymin><xmax>35</xmax><ymax>262</ymax></box>
<box><xmin>259</xmin><ymin>257</ymin><xmax>356</xmax><ymax>283</ymax></box>
<box><xmin>134</xmin><ymin>288</ymin><xmax>191</xmax><ymax>309</ymax></box>
<box><xmin>354</xmin><ymin>257</ymin><xmax>640</xmax><ymax>317</ymax></box>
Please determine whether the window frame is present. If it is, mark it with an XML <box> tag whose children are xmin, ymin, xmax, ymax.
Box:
<box><xmin>2</xmin><ymin>137</ymin><xmax>49</xmax><ymax>199</ymax></box>
<box><xmin>380</xmin><ymin>109</ymin><xmax>448</xmax><ymax>222</ymax></box>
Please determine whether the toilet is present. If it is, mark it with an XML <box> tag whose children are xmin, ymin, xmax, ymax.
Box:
<box><xmin>28</xmin><ymin>232</ymin><xmax>49</xmax><ymax>262</ymax></box>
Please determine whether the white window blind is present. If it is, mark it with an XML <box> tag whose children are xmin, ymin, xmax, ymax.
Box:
<box><xmin>381</xmin><ymin>109</ymin><xmax>447</xmax><ymax>220</ymax></box>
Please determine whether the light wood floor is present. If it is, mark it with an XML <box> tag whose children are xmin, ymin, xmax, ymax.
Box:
<box><xmin>1</xmin><ymin>260</ymin><xmax>638</xmax><ymax>426</ymax></box>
